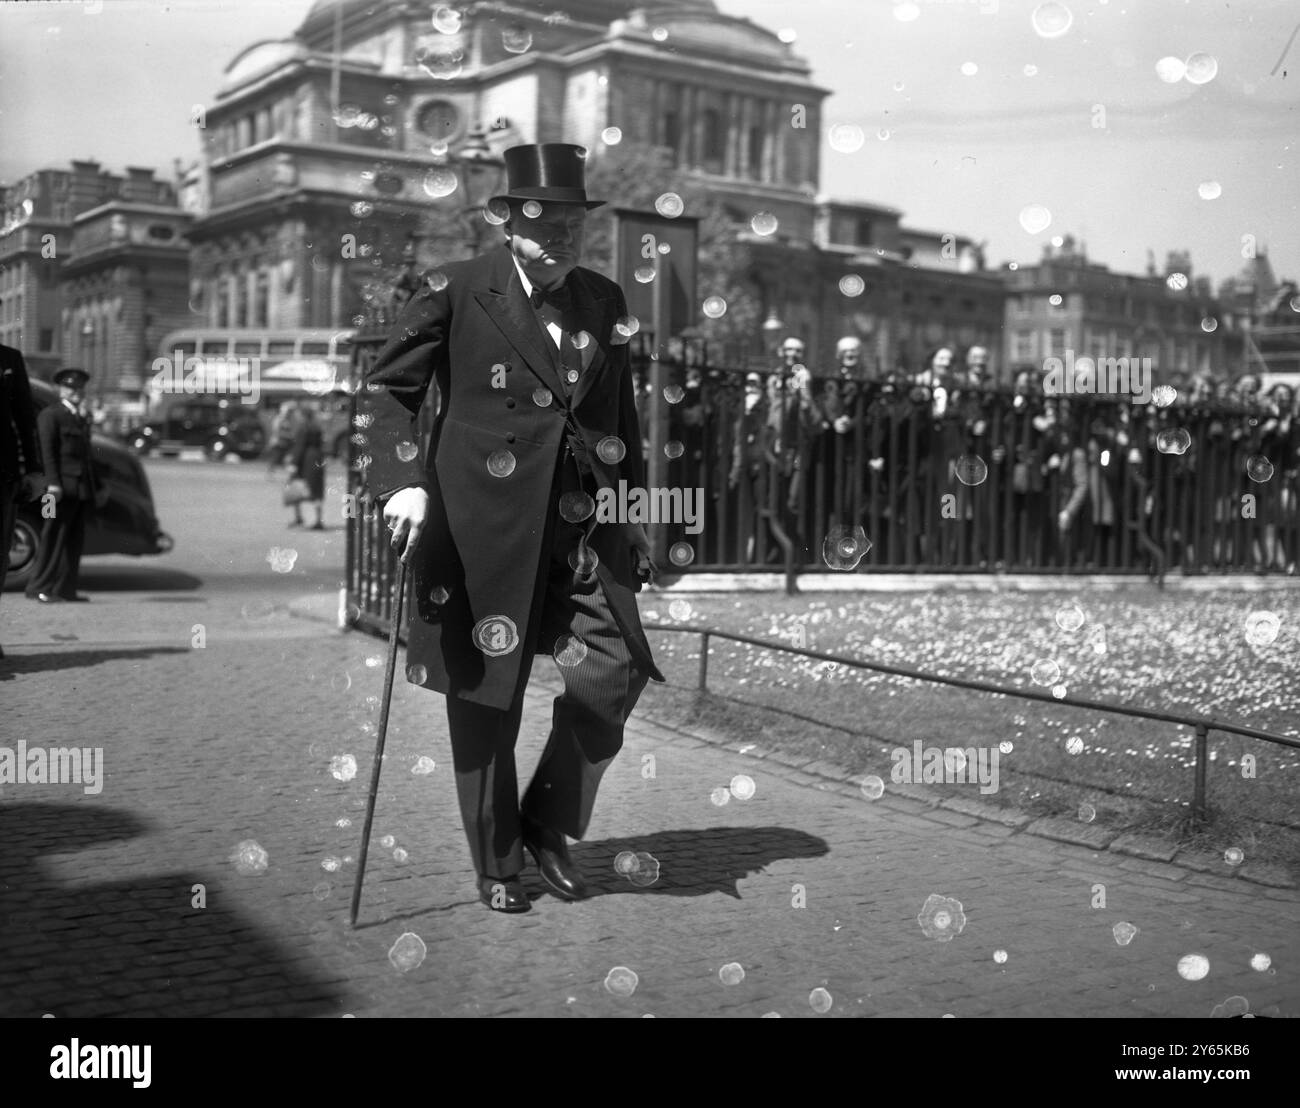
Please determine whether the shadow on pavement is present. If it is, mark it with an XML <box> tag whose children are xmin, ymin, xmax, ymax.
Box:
<box><xmin>0</xmin><ymin>802</ymin><xmax>343</xmax><ymax>1018</ymax></box>
<box><xmin>574</xmin><ymin>826</ymin><xmax>831</xmax><ymax>900</ymax></box>
<box><xmin>0</xmin><ymin>646</ymin><xmax>192</xmax><ymax>681</ymax></box>
<box><xmin>75</xmin><ymin>567</ymin><xmax>203</xmax><ymax>592</ymax></box>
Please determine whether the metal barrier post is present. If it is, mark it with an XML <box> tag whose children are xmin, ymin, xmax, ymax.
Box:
<box><xmin>1193</xmin><ymin>723</ymin><xmax>1210</xmax><ymax>823</ymax></box>
<box><xmin>698</xmin><ymin>631</ymin><xmax>710</xmax><ymax>691</ymax></box>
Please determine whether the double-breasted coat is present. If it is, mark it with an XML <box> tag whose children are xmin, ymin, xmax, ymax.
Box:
<box><xmin>359</xmin><ymin>244</ymin><xmax>665</xmax><ymax>711</ymax></box>
<box><xmin>38</xmin><ymin>401</ymin><xmax>100</xmax><ymax>502</ymax></box>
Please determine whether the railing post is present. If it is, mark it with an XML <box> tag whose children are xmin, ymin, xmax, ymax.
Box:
<box><xmin>1193</xmin><ymin>723</ymin><xmax>1209</xmax><ymax>823</ymax></box>
<box><xmin>698</xmin><ymin>631</ymin><xmax>710</xmax><ymax>691</ymax></box>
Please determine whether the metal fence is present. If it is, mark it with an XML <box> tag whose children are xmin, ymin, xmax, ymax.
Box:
<box><xmin>344</xmin><ymin>331</ymin><xmax>1300</xmax><ymax>618</ymax></box>
<box><xmin>652</xmin><ymin>622</ymin><xmax>1300</xmax><ymax>823</ymax></box>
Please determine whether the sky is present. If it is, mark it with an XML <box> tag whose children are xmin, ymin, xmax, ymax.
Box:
<box><xmin>1</xmin><ymin>0</ymin><xmax>1297</xmax><ymax>287</ymax></box>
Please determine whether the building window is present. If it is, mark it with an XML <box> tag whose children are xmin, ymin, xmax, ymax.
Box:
<box><xmin>747</xmin><ymin>124</ymin><xmax>764</xmax><ymax>178</ymax></box>
<box><xmin>236</xmin><ymin>116</ymin><xmax>251</xmax><ymax>149</ymax></box>
<box><xmin>234</xmin><ymin>271</ymin><xmax>248</xmax><ymax>327</ymax></box>
<box><xmin>1047</xmin><ymin>328</ymin><xmax>1067</xmax><ymax>354</ymax></box>
<box><xmin>700</xmin><ymin>108</ymin><xmax>723</xmax><ymax>174</ymax></box>
<box><xmin>254</xmin><ymin>269</ymin><xmax>270</xmax><ymax>327</ymax></box>
<box><xmin>416</xmin><ymin>99</ymin><xmax>461</xmax><ymax>142</ymax></box>
<box><xmin>39</xmin><ymin>328</ymin><xmax>53</xmax><ymax>351</ymax></box>
<box><xmin>216</xmin><ymin>277</ymin><xmax>230</xmax><ymax>327</ymax></box>
<box><xmin>662</xmin><ymin>111</ymin><xmax>681</xmax><ymax>163</ymax></box>
<box><xmin>1010</xmin><ymin>330</ymin><xmax>1035</xmax><ymax>363</ymax></box>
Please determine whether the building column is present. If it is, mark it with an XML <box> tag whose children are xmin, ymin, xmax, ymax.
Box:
<box><xmin>773</xmin><ymin>99</ymin><xmax>787</xmax><ymax>184</ymax></box>
<box><xmin>738</xmin><ymin>97</ymin><xmax>753</xmax><ymax>180</ymax></box>
<box><xmin>762</xmin><ymin>100</ymin><xmax>776</xmax><ymax>182</ymax></box>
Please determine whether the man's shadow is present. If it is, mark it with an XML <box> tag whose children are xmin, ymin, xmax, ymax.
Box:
<box><xmin>0</xmin><ymin>802</ymin><xmax>341</xmax><ymax>1017</ymax></box>
<box><xmin>0</xmin><ymin>646</ymin><xmax>191</xmax><ymax>681</ymax></box>
<box><xmin>574</xmin><ymin>826</ymin><xmax>829</xmax><ymax>900</ymax></box>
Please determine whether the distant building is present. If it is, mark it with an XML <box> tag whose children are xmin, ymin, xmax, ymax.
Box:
<box><xmin>0</xmin><ymin>160</ymin><xmax>192</xmax><ymax>402</ymax></box>
<box><xmin>1002</xmin><ymin>236</ymin><xmax>1244</xmax><ymax>387</ymax></box>
<box><xmin>184</xmin><ymin>0</ymin><xmax>1007</xmax><ymax>372</ymax></box>
<box><xmin>1218</xmin><ymin>249</ymin><xmax>1300</xmax><ymax>387</ymax></box>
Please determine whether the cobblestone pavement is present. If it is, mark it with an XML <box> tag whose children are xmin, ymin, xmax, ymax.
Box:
<box><xmin>2</xmin><ymin>590</ymin><xmax>1296</xmax><ymax>1018</ymax></box>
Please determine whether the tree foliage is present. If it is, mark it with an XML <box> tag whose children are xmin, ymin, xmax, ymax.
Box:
<box><xmin>582</xmin><ymin>143</ymin><xmax>762</xmax><ymax>358</ymax></box>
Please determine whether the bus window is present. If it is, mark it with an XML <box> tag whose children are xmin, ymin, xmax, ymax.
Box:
<box><xmin>267</xmin><ymin>341</ymin><xmax>296</xmax><ymax>357</ymax></box>
<box><xmin>233</xmin><ymin>341</ymin><xmax>262</xmax><ymax>357</ymax></box>
<box><xmin>198</xmin><ymin>339</ymin><xmax>229</xmax><ymax>355</ymax></box>
<box><xmin>173</xmin><ymin>341</ymin><xmax>197</xmax><ymax>356</ymax></box>
<box><xmin>301</xmin><ymin>342</ymin><xmax>329</xmax><ymax>356</ymax></box>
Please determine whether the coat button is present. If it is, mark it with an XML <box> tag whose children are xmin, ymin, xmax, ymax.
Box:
<box><xmin>506</xmin><ymin>398</ymin><xmax>516</xmax><ymax>408</ymax></box>
<box><xmin>506</xmin><ymin>433</ymin><xmax>516</xmax><ymax>443</ymax></box>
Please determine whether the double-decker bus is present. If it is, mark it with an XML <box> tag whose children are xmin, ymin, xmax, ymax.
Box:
<box><xmin>147</xmin><ymin>328</ymin><xmax>357</xmax><ymax>458</ymax></box>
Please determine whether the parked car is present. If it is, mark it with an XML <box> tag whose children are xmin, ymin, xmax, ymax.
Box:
<box><xmin>127</xmin><ymin>397</ymin><xmax>266</xmax><ymax>460</ymax></box>
<box><xmin>5</xmin><ymin>379</ymin><xmax>174</xmax><ymax>592</ymax></box>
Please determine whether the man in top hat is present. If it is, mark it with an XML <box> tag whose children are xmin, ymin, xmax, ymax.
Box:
<box><xmin>360</xmin><ymin>142</ymin><xmax>665</xmax><ymax>913</ymax></box>
<box><xmin>25</xmin><ymin>367</ymin><xmax>100</xmax><ymax>603</ymax></box>
<box><xmin>1</xmin><ymin>343</ymin><xmax>42</xmax><ymax>656</ymax></box>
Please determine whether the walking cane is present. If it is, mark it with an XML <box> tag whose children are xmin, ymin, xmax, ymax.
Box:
<box><xmin>349</xmin><ymin>558</ymin><xmax>409</xmax><ymax>928</ymax></box>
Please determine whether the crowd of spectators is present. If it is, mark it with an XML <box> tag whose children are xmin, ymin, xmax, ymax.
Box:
<box><xmin>631</xmin><ymin>335</ymin><xmax>1300</xmax><ymax>573</ymax></box>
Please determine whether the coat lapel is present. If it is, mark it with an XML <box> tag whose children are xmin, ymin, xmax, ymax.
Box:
<box><xmin>568</xmin><ymin>269</ymin><xmax>614</xmax><ymax>410</ymax></box>
<box><xmin>472</xmin><ymin>247</ymin><xmax>565</xmax><ymax>400</ymax></box>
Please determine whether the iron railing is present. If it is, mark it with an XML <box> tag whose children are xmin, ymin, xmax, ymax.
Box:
<box><xmin>345</xmin><ymin>331</ymin><xmax>1300</xmax><ymax>597</ymax></box>
<box><xmin>649</xmin><ymin>623</ymin><xmax>1300</xmax><ymax>823</ymax></box>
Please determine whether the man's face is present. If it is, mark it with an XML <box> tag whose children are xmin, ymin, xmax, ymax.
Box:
<box><xmin>59</xmin><ymin>383</ymin><xmax>84</xmax><ymax>404</ymax></box>
<box><xmin>780</xmin><ymin>340</ymin><xmax>805</xmax><ymax>367</ymax></box>
<box><xmin>966</xmin><ymin>346</ymin><xmax>988</xmax><ymax>369</ymax></box>
<box><xmin>506</xmin><ymin>201</ymin><xmax>586</xmax><ymax>284</ymax></box>
<box><xmin>838</xmin><ymin>342</ymin><xmax>861</xmax><ymax>371</ymax></box>
<box><xmin>932</xmin><ymin>348</ymin><xmax>953</xmax><ymax>372</ymax></box>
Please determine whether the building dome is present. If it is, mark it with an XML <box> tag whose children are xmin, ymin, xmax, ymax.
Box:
<box><xmin>219</xmin><ymin>38</ymin><xmax>308</xmax><ymax>97</ymax></box>
<box><xmin>301</xmin><ymin>0</ymin><xmax>717</xmax><ymax>28</ymax></box>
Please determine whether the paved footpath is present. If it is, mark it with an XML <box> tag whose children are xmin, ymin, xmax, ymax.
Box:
<box><xmin>1</xmin><ymin>589</ymin><xmax>1297</xmax><ymax>1019</ymax></box>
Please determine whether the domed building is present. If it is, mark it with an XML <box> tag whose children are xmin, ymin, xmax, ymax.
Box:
<box><xmin>185</xmin><ymin>0</ymin><xmax>1006</xmax><ymax>369</ymax></box>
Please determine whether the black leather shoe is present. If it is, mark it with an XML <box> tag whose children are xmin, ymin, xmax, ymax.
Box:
<box><xmin>35</xmin><ymin>593</ymin><xmax>65</xmax><ymax>604</ymax></box>
<box><xmin>522</xmin><ymin>816</ymin><xmax>587</xmax><ymax>900</ymax></box>
<box><xmin>478</xmin><ymin>875</ymin><xmax>531</xmax><ymax>913</ymax></box>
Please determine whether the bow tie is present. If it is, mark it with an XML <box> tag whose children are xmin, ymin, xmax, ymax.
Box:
<box><xmin>529</xmin><ymin>281</ymin><xmax>573</xmax><ymax>313</ymax></box>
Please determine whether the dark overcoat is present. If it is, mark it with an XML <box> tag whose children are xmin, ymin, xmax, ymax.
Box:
<box><xmin>37</xmin><ymin>401</ymin><xmax>99</xmax><ymax>502</ymax></box>
<box><xmin>0</xmin><ymin>343</ymin><xmax>40</xmax><ymax>485</ymax></box>
<box><xmin>359</xmin><ymin>244</ymin><xmax>665</xmax><ymax>711</ymax></box>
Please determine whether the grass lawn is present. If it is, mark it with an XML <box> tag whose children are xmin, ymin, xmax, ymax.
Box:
<box><xmin>620</xmin><ymin>586</ymin><xmax>1300</xmax><ymax>873</ymax></box>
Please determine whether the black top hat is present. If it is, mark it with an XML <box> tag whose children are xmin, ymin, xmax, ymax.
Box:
<box><xmin>53</xmin><ymin>366</ymin><xmax>90</xmax><ymax>388</ymax></box>
<box><xmin>490</xmin><ymin>143</ymin><xmax>605</xmax><ymax>210</ymax></box>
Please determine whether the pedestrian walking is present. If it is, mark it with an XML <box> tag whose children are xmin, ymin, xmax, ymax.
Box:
<box><xmin>268</xmin><ymin>400</ymin><xmax>302</xmax><ymax>471</ymax></box>
<box><xmin>1</xmin><ymin>343</ymin><xmax>43</xmax><ymax>656</ymax></box>
<box><xmin>287</xmin><ymin>406</ymin><xmax>326</xmax><ymax>530</ymax></box>
<box><xmin>361</xmin><ymin>143</ymin><xmax>665</xmax><ymax>913</ymax></box>
<box><xmin>25</xmin><ymin>367</ymin><xmax>99</xmax><ymax>604</ymax></box>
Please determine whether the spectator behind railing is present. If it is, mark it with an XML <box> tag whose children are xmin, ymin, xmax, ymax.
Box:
<box><xmin>1257</xmin><ymin>382</ymin><xmax>1299</xmax><ymax>573</ymax></box>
